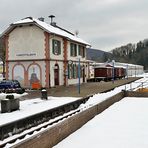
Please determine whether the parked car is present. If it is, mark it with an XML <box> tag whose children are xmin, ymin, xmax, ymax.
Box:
<box><xmin>0</xmin><ymin>80</ymin><xmax>25</xmax><ymax>94</ymax></box>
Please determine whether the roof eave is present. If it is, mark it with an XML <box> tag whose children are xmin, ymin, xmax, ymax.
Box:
<box><xmin>1</xmin><ymin>19</ymin><xmax>91</xmax><ymax>46</ymax></box>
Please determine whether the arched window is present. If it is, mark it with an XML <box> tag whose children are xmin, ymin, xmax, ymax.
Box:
<box><xmin>13</xmin><ymin>65</ymin><xmax>25</xmax><ymax>86</ymax></box>
<box><xmin>28</xmin><ymin>64</ymin><xmax>40</xmax><ymax>86</ymax></box>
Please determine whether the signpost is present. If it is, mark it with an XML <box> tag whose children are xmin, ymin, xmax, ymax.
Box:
<box><xmin>78</xmin><ymin>57</ymin><xmax>81</xmax><ymax>94</ymax></box>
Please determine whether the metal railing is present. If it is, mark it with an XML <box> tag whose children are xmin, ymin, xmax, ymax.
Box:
<box><xmin>124</xmin><ymin>81</ymin><xmax>148</xmax><ymax>91</ymax></box>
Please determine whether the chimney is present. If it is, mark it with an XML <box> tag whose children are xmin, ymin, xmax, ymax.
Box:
<box><xmin>38</xmin><ymin>17</ymin><xmax>44</xmax><ymax>22</ymax></box>
<box><xmin>48</xmin><ymin>15</ymin><xmax>56</xmax><ymax>26</ymax></box>
<box><xmin>51</xmin><ymin>22</ymin><xmax>57</xmax><ymax>27</ymax></box>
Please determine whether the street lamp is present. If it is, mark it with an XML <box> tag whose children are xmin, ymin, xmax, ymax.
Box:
<box><xmin>126</xmin><ymin>64</ymin><xmax>128</xmax><ymax>79</ymax></box>
<box><xmin>112</xmin><ymin>60</ymin><xmax>115</xmax><ymax>83</ymax></box>
<box><xmin>77</xmin><ymin>56</ymin><xmax>81</xmax><ymax>94</ymax></box>
<box><xmin>135</xmin><ymin>66</ymin><xmax>136</xmax><ymax>77</ymax></box>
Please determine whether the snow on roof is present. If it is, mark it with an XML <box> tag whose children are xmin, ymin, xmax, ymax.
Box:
<box><xmin>113</xmin><ymin>62</ymin><xmax>144</xmax><ymax>68</ymax></box>
<box><xmin>3</xmin><ymin>17</ymin><xmax>90</xmax><ymax>46</ymax></box>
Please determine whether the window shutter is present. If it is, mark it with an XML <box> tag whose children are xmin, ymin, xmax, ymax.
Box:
<box><xmin>75</xmin><ymin>44</ymin><xmax>77</xmax><ymax>56</ymax></box>
<box><xmin>59</xmin><ymin>41</ymin><xmax>61</xmax><ymax>54</ymax></box>
<box><xmin>52</xmin><ymin>40</ymin><xmax>55</xmax><ymax>54</ymax></box>
<box><xmin>70</xmin><ymin>43</ymin><xmax>72</xmax><ymax>56</ymax></box>
<box><xmin>68</xmin><ymin>64</ymin><xmax>70</xmax><ymax>79</ymax></box>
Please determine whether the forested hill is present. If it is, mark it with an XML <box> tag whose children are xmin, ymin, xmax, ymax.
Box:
<box><xmin>86</xmin><ymin>39</ymin><xmax>148</xmax><ymax>70</ymax></box>
<box><xmin>86</xmin><ymin>48</ymin><xmax>111</xmax><ymax>62</ymax></box>
<box><xmin>111</xmin><ymin>39</ymin><xmax>148</xmax><ymax>69</ymax></box>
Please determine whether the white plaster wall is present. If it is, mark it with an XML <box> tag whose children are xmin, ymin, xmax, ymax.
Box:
<box><xmin>8</xmin><ymin>62</ymin><xmax>13</xmax><ymax>80</ymax></box>
<box><xmin>9</xmin><ymin>26</ymin><xmax>45</xmax><ymax>60</ymax></box>
<box><xmin>50</xmin><ymin>61</ymin><xmax>64</xmax><ymax>87</ymax></box>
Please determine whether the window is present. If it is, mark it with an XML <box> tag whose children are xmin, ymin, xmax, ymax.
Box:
<box><xmin>70</xmin><ymin>43</ymin><xmax>77</xmax><ymax>57</ymax></box>
<box><xmin>68</xmin><ymin>64</ymin><xmax>73</xmax><ymax>79</ymax></box>
<box><xmin>68</xmin><ymin>63</ymin><xmax>78</xmax><ymax>79</ymax></box>
<box><xmin>78</xmin><ymin>45</ymin><xmax>85</xmax><ymax>58</ymax></box>
<box><xmin>52</xmin><ymin>39</ymin><xmax>61</xmax><ymax>55</ymax></box>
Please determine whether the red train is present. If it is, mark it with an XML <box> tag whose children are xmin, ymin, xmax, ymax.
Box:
<box><xmin>88</xmin><ymin>64</ymin><xmax>126</xmax><ymax>82</ymax></box>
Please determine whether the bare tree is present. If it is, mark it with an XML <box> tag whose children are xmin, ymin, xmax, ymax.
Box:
<box><xmin>0</xmin><ymin>37</ymin><xmax>6</xmax><ymax>77</ymax></box>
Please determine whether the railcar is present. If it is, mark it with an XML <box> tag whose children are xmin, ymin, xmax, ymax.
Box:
<box><xmin>94</xmin><ymin>66</ymin><xmax>113</xmax><ymax>81</ymax></box>
<box><xmin>87</xmin><ymin>64</ymin><xmax>126</xmax><ymax>82</ymax></box>
<box><xmin>114</xmin><ymin>67</ymin><xmax>126</xmax><ymax>79</ymax></box>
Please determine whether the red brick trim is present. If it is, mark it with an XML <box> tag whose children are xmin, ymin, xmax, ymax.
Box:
<box><xmin>5</xmin><ymin>35</ymin><xmax>9</xmax><ymax>79</ymax></box>
<box><xmin>44</xmin><ymin>32</ymin><xmax>50</xmax><ymax>88</ymax></box>
<box><xmin>63</xmin><ymin>38</ymin><xmax>68</xmax><ymax>86</ymax></box>
<box><xmin>44</xmin><ymin>32</ymin><xmax>50</xmax><ymax>59</ymax></box>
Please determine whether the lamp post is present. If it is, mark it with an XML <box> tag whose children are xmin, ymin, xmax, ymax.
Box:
<box><xmin>135</xmin><ymin>66</ymin><xmax>136</xmax><ymax>77</ymax></box>
<box><xmin>126</xmin><ymin>64</ymin><xmax>128</xmax><ymax>79</ymax></box>
<box><xmin>112</xmin><ymin>60</ymin><xmax>115</xmax><ymax>83</ymax></box>
<box><xmin>78</xmin><ymin>56</ymin><xmax>81</xmax><ymax>94</ymax></box>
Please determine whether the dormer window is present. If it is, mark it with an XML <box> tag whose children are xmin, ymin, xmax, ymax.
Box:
<box><xmin>52</xmin><ymin>39</ymin><xmax>61</xmax><ymax>55</ymax></box>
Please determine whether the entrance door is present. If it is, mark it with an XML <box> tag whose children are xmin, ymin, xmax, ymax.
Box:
<box><xmin>83</xmin><ymin>66</ymin><xmax>85</xmax><ymax>82</ymax></box>
<box><xmin>54</xmin><ymin>64</ymin><xmax>59</xmax><ymax>86</ymax></box>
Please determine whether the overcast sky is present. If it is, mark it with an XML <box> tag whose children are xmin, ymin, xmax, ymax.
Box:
<box><xmin>0</xmin><ymin>0</ymin><xmax>148</xmax><ymax>51</ymax></box>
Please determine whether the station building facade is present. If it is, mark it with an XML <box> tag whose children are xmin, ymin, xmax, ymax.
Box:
<box><xmin>2</xmin><ymin>17</ymin><xmax>90</xmax><ymax>88</ymax></box>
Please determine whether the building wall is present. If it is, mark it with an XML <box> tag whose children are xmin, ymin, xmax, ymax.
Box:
<box><xmin>8</xmin><ymin>26</ymin><xmax>45</xmax><ymax>60</ymax></box>
<box><xmin>6</xmin><ymin>25</ymin><xmax>88</xmax><ymax>88</ymax></box>
<box><xmin>7</xmin><ymin>25</ymin><xmax>47</xmax><ymax>88</ymax></box>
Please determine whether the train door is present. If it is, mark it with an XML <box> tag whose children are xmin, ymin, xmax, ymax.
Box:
<box><xmin>83</xmin><ymin>66</ymin><xmax>85</xmax><ymax>82</ymax></box>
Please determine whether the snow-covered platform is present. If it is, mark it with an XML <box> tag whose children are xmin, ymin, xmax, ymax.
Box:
<box><xmin>0</xmin><ymin>97</ymin><xmax>79</xmax><ymax>126</ymax></box>
<box><xmin>55</xmin><ymin>97</ymin><xmax>148</xmax><ymax>148</ymax></box>
<box><xmin>1</xmin><ymin>74</ymin><xmax>148</xmax><ymax>147</ymax></box>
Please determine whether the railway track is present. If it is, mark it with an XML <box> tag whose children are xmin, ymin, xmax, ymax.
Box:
<box><xmin>0</xmin><ymin>109</ymin><xmax>81</xmax><ymax>148</ymax></box>
<box><xmin>0</xmin><ymin>96</ymin><xmax>90</xmax><ymax>142</ymax></box>
<box><xmin>0</xmin><ymin>77</ymin><xmax>143</xmax><ymax>147</ymax></box>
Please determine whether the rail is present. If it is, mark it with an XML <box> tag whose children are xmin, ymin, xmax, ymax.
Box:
<box><xmin>0</xmin><ymin>109</ymin><xmax>81</xmax><ymax>148</ymax></box>
<box><xmin>0</xmin><ymin>96</ymin><xmax>90</xmax><ymax>141</ymax></box>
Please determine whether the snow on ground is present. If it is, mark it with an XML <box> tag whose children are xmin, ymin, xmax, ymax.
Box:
<box><xmin>0</xmin><ymin>92</ymin><xmax>28</xmax><ymax>100</ymax></box>
<box><xmin>54</xmin><ymin>97</ymin><xmax>148</xmax><ymax>148</ymax></box>
<box><xmin>0</xmin><ymin>73</ymin><xmax>148</xmax><ymax>126</ymax></box>
<box><xmin>0</xmin><ymin>96</ymin><xmax>79</xmax><ymax>126</ymax></box>
<box><xmin>81</xmin><ymin>73</ymin><xmax>148</xmax><ymax>109</ymax></box>
<box><xmin>0</xmin><ymin>74</ymin><xmax>148</xmax><ymax>146</ymax></box>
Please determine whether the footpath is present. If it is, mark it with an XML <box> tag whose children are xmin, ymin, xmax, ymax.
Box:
<box><xmin>23</xmin><ymin>77</ymin><xmax>141</xmax><ymax>100</ymax></box>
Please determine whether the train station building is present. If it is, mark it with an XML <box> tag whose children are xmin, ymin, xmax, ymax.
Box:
<box><xmin>1</xmin><ymin>17</ymin><xmax>90</xmax><ymax>88</ymax></box>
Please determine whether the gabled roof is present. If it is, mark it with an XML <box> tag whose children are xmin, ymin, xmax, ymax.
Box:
<box><xmin>1</xmin><ymin>17</ymin><xmax>90</xmax><ymax>46</ymax></box>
